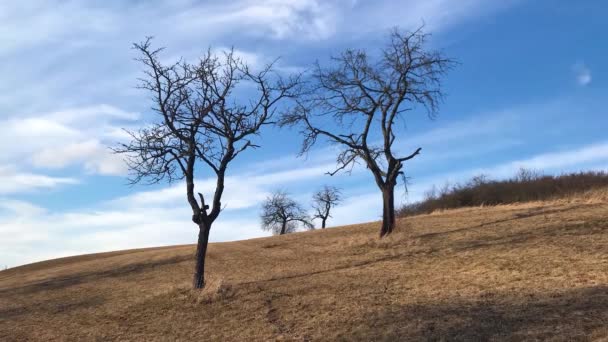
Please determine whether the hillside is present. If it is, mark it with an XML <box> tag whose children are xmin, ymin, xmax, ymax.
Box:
<box><xmin>1</xmin><ymin>191</ymin><xmax>608</xmax><ymax>341</ymax></box>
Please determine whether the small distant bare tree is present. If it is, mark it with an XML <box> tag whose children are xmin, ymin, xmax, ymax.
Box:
<box><xmin>470</xmin><ymin>174</ymin><xmax>489</xmax><ymax>187</ymax></box>
<box><xmin>261</xmin><ymin>190</ymin><xmax>312</xmax><ymax>235</ymax></box>
<box><xmin>113</xmin><ymin>39</ymin><xmax>300</xmax><ymax>289</ymax></box>
<box><xmin>311</xmin><ymin>185</ymin><xmax>342</xmax><ymax>229</ymax></box>
<box><xmin>281</xmin><ymin>27</ymin><xmax>455</xmax><ymax>237</ymax></box>
<box><xmin>515</xmin><ymin>168</ymin><xmax>542</xmax><ymax>182</ymax></box>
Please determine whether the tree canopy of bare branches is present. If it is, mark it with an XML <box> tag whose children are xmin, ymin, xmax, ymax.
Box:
<box><xmin>260</xmin><ymin>190</ymin><xmax>312</xmax><ymax>235</ymax></box>
<box><xmin>113</xmin><ymin>38</ymin><xmax>301</xmax><ymax>289</ymax></box>
<box><xmin>312</xmin><ymin>185</ymin><xmax>342</xmax><ymax>229</ymax></box>
<box><xmin>280</xmin><ymin>27</ymin><xmax>455</xmax><ymax>237</ymax></box>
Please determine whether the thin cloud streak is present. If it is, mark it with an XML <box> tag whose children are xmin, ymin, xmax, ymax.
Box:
<box><xmin>573</xmin><ymin>62</ymin><xmax>592</xmax><ymax>86</ymax></box>
<box><xmin>0</xmin><ymin>165</ymin><xmax>79</xmax><ymax>195</ymax></box>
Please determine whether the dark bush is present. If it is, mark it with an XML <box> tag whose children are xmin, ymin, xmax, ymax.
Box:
<box><xmin>398</xmin><ymin>169</ymin><xmax>608</xmax><ymax>216</ymax></box>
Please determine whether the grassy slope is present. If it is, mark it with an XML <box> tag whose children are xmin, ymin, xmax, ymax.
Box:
<box><xmin>1</xmin><ymin>192</ymin><xmax>608</xmax><ymax>341</ymax></box>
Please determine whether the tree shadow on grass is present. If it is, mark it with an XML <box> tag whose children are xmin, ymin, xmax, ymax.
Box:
<box><xmin>416</xmin><ymin>203</ymin><xmax>599</xmax><ymax>240</ymax></box>
<box><xmin>449</xmin><ymin>219</ymin><xmax>607</xmax><ymax>254</ymax></box>
<box><xmin>0</xmin><ymin>255</ymin><xmax>191</xmax><ymax>297</ymax></box>
<box><xmin>0</xmin><ymin>295</ymin><xmax>106</xmax><ymax>320</ymax></box>
<box><xmin>352</xmin><ymin>285</ymin><xmax>608</xmax><ymax>341</ymax></box>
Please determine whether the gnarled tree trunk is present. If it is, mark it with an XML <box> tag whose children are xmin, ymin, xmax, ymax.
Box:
<box><xmin>193</xmin><ymin>222</ymin><xmax>211</xmax><ymax>289</ymax></box>
<box><xmin>380</xmin><ymin>184</ymin><xmax>396</xmax><ymax>237</ymax></box>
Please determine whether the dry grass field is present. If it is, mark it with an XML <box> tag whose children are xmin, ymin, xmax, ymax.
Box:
<box><xmin>1</xmin><ymin>190</ymin><xmax>608</xmax><ymax>341</ymax></box>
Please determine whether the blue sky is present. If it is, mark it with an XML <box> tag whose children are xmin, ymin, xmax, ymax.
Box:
<box><xmin>1</xmin><ymin>0</ymin><xmax>607</xmax><ymax>267</ymax></box>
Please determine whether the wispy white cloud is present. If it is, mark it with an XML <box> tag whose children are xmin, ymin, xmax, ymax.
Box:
<box><xmin>0</xmin><ymin>198</ymin><xmax>48</xmax><ymax>216</ymax></box>
<box><xmin>0</xmin><ymin>165</ymin><xmax>79</xmax><ymax>195</ymax></box>
<box><xmin>0</xmin><ymin>2</ymin><xmax>116</xmax><ymax>57</ymax></box>
<box><xmin>0</xmin><ymin>105</ymin><xmax>137</xmax><ymax>176</ymax></box>
<box><xmin>573</xmin><ymin>62</ymin><xmax>592</xmax><ymax>86</ymax></box>
<box><xmin>31</xmin><ymin>140</ymin><xmax>127</xmax><ymax>176</ymax></box>
<box><xmin>346</xmin><ymin>0</ymin><xmax>522</xmax><ymax>36</ymax></box>
<box><xmin>0</xmin><ymin>0</ymin><xmax>520</xmax><ymax>111</ymax></box>
<box><xmin>173</xmin><ymin>0</ymin><xmax>347</xmax><ymax>41</ymax></box>
<box><xmin>485</xmin><ymin>141</ymin><xmax>608</xmax><ymax>177</ymax></box>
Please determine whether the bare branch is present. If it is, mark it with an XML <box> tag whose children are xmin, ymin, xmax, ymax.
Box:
<box><xmin>398</xmin><ymin>147</ymin><xmax>422</xmax><ymax>162</ymax></box>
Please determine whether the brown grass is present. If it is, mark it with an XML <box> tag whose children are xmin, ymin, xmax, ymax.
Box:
<box><xmin>1</xmin><ymin>190</ymin><xmax>608</xmax><ymax>341</ymax></box>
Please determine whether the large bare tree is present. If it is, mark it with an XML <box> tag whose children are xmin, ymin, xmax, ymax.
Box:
<box><xmin>114</xmin><ymin>39</ymin><xmax>300</xmax><ymax>289</ymax></box>
<box><xmin>281</xmin><ymin>27</ymin><xmax>455</xmax><ymax>237</ymax></box>
<box><xmin>260</xmin><ymin>190</ymin><xmax>312</xmax><ymax>235</ymax></box>
<box><xmin>311</xmin><ymin>185</ymin><xmax>342</xmax><ymax>229</ymax></box>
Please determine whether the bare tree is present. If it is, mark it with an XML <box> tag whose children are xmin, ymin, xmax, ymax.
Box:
<box><xmin>281</xmin><ymin>27</ymin><xmax>455</xmax><ymax>237</ymax></box>
<box><xmin>311</xmin><ymin>185</ymin><xmax>342</xmax><ymax>229</ymax></box>
<box><xmin>261</xmin><ymin>190</ymin><xmax>312</xmax><ymax>235</ymax></box>
<box><xmin>515</xmin><ymin>168</ymin><xmax>542</xmax><ymax>182</ymax></box>
<box><xmin>113</xmin><ymin>39</ymin><xmax>301</xmax><ymax>289</ymax></box>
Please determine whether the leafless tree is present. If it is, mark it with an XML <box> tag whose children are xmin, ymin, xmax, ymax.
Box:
<box><xmin>113</xmin><ymin>38</ymin><xmax>301</xmax><ymax>289</ymax></box>
<box><xmin>281</xmin><ymin>27</ymin><xmax>455</xmax><ymax>237</ymax></box>
<box><xmin>515</xmin><ymin>168</ymin><xmax>542</xmax><ymax>182</ymax></box>
<box><xmin>261</xmin><ymin>190</ymin><xmax>312</xmax><ymax>235</ymax></box>
<box><xmin>311</xmin><ymin>185</ymin><xmax>342</xmax><ymax>229</ymax></box>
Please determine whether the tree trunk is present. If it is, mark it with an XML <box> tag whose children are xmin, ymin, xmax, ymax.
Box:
<box><xmin>193</xmin><ymin>222</ymin><xmax>211</xmax><ymax>289</ymax></box>
<box><xmin>380</xmin><ymin>185</ymin><xmax>396</xmax><ymax>237</ymax></box>
<box><xmin>280</xmin><ymin>220</ymin><xmax>287</xmax><ymax>235</ymax></box>
<box><xmin>321</xmin><ymin>218</ymin><xmax>327</xmax><ymax>229</ymax></box>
